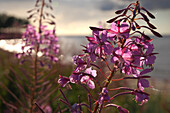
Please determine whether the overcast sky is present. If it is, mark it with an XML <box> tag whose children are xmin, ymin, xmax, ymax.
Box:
<box><xmin>0</xmin><ymin>0</ymin><xmax>170</xmax><ymax>36</ymax></box>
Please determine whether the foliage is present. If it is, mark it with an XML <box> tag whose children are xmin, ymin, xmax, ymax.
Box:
<box><xmin>0</xmin><ymin>13</ymin><xmax>29</xmax><ymax>28</ymax></box>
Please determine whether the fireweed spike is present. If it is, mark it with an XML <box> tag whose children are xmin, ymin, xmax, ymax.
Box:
<box><xmin>57</xmin><ymin>0</ymin><xmax>162</xmax><ymax>113</ymax></box>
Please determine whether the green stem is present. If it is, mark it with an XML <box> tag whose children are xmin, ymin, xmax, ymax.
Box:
<box><xmin>104</xmin><ymin>69</ymin><xmax>115</xmax><ymax>87</ymax></box>
<box><xmin>30</xmin><ymin>0</ymin><xmax>45</xmax><ymax>113</ymax></box>
<box><xmin>92</xmin><ymin>68</ymin><xmax>116</xmax><ymax>113</ymax></box>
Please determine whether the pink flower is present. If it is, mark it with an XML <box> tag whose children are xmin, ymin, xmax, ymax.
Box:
<box><xmin>107</xmin><ymin>22</ymin><xmax>130</xmax><ymax>40</ymax></box>
<box><xmin>133</xmin><ymin>90</ymin><xmax>149</xmax><ymax>105</ymax></box>
<box><xmin>111</xmin><ymin>47</ymin><xmax>132</xmax><ymax>67</ymax></box>
<box><xmin>80</xmin><ymin>67</ymin><xmax>97</xmax><ymax>89</ymax></box>
<box><xmin>139</xmin><ymin>44</ymin><xmax>156</xmax><ymax>66</ymax></box>
<box><xmin>138</xmin><ymin>78</ymin><xmax>150</xmax><ymax>91</ymax></box>
<box><xmin>58</xmin><ymin>75</ymin><xmax>70</xmax><ymax>87</ymax></box>
<box><xmin>86</xmin><ymin>29</ymin><xmax>113</xmax><ymax>62</ymax></box>
<box><xmin>69</xmin><ymin>73</ymin><xmax>80</xmax><ymax>84</ymax></box>
<box><xmin>98</xmin><ymin>87</ymin><xmax>110</xmax><ymax>104</ymax></box>
<box><xmin>18</xmin><ymin>25</ymin><xmax>59</xmax><ymax>63</ymax></box>
<box><xmin>133</xmin><ymin>69</ymin><xmax>151</xmax><ymax>90</ymax></box>
<box><xmin>72</xmin><ymin>55</ymin><xmax>87</xmax><ymax>72</ymax></box>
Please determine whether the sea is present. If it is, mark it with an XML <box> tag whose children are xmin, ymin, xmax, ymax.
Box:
<box><xmin>0</xmin><ymin>35</ymin><xmax>170</xmax><ymax>79</ymax></box>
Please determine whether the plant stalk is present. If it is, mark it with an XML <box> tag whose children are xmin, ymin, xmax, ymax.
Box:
<box><xmin>92</xmin><ymin>68</ymin><xmax>116</xmax><ymax>113</ymax></box>
<box><xmin>30</xmin><ymin>0</ymin><xmax>45</xmax><ymax>113</ymax></box>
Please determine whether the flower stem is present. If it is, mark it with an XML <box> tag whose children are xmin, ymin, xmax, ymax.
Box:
<box><xmin>30</xmin><ymin>0</ymin><xmax>45</xmax><ymax>113</ymax></box>
<box><xmin>104</xmin><ymin>69</ymin><xmax>115</xmax><ymax>87</ymax></box>
<box><xmin>92</xmin><ymin>68</ymin><xmax>116</xmax><ymax>113</ymax></box>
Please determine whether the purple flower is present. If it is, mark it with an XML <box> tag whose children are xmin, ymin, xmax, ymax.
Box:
<box><xmin>138</xmin><ymin>78</ymin><xmax>149</xmax><ymax>91</ymax></box>
<box><xmin>132</xmin><ymin>90</ymin><xmax>149</xmax><ymax>105</ymax></box>
<box><xmin>73</xmin><ymin>55</ymin><xmax>85</xmax><ymax>65</ymax></box>
<box><xmin>72</xmin><ymin>55</ymin><xmax>87</xmax><ymax>72</ymax></box>
<box><xmin>18</xmin><ymin>25</ymin><xmax>59</xmax><ymax>63</ymax></box>
<box><xmin>107</xmin><ymin>22</ymin><xmax>129</xmax><ymax>40</ymax></box>
<box><xmin>130</xmin><ymin>36</ymin><xmax>156</xmax><ymax>67</ymax></box>
<box><xmin>133</xmin><ymin>69</ymin><xmax>151</xmax><ymax>90</ymax></box>
<box><xmin>69</xmin><ymin>73</ymin><xmax>80</xmax><ymax>84</ymax></box>
<box><xmin>111</xmin><ymin>47</ymin><xmax>133</xmax><ymax>67</ymax></box>
<box><xmin>84</xmin><ymin>67</ymin><xmax>97</xmax><ymax>77</ymax></box>
<box><xmin>122</xmin><ymin>65</ymin><xmax>141</xmax><ymax>76</ymax></box>
<box><xmin>98</xmin><ymin>87</ymin><xmax>110</xmax><ymax>104</ymax></box>
<box><xmin>86</xmin><ymin>29</ymin><xmax>113</xmax><ymax>62</ymax></box>
<box><xmin>58</xmin><ymin>75</ymin><xmax>70</xmax><ymax>87</ymax></box>
<box><xmin>119</xmin><ymin>35</ymin><xmax>156</xmax><ymax>76</ymax></box>
<box><xmin>140</xmin><ymin>44</ymin><xmax>156</xmax><ymax>66</ymax></box>
<box><xmin>80</xmin><ymin>67</ymin><xmax>97</xmax><ymax>89</ymax></box>
<box><xmin>69</xmin><ymin>65</ymin><xmax>97</xmax><ymax>89</ymax></box>
<box><xmin>135</xmin><ymin>92</ymin><xmax>149</xmax><ymax>105</ymax></box>
<box><xmin>123</xmin><ymin>35</ymin><xmax>156</xmax><ymax>67</ymax></box>
<box><xmin>86</xmin><ymin>43</ymin><xmax>98</xmax><ymax>62</ymax></box>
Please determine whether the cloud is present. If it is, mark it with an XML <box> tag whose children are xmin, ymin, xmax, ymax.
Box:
<box><xmin>139</xmin><ymin>0</ymin><xmax>170</xmax><ymax>10</ymax></box>
<box><xmin>98</xmin><ymin>0</ymin><xmax>116</xmax><ymax>11</ymax></box>
<box><xmin>54</xmin><ymin>0</ymin><xmax>114</xmax><ymax>35</ymax></box>
<box><xmin>97</xmin><ymin>0</ymin><xmax>130</xmax><ymax>11</ymax></box>
<box><xmin>2</xmin><ymin>0</ymin><xmax>170</xmax><ymax>11</ymax></box>
<box><xmin>1</xmin><ymin>0</ymin><xmax>170</xmax><ymax>35</ymax></box>
<box><xmin>98</xmin><ymin>0</ymin><xmax>170</xmax><ymax>11</ymax></box>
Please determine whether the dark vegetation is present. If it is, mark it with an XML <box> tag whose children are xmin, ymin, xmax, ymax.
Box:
<box><xmin>0</xmin><ymin>13</ymin><xmax>29</xmax><ymax>28</ymax></box>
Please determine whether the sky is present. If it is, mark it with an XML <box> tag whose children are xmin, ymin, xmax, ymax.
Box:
<box><xmin>0</xmin><ymin>0</ymin><xmax>170</xmax><ymax>36</ymax></box>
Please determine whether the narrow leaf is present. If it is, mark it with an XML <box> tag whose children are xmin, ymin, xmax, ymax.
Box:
<box><xmin>141</xmin><ymin>7</ymin><xmax>155</xmax><ymax>19</ymax></box>
<box><xmin>151</xmin><ymin>29</ymin><xmax>162</xmax><ymax>37</ymax></box>
<box><xmin>88</xmin><ymin>94</ymin><xmax>92</xmax><ymax>113</ymax></box>
<box><xmin>115</xmin><ymin>9</ymin><xmax>125</xmax><ymax>14</ymax></box>
<box><xmin>107</xmin><ymin>15</ymin><xmax>122</xmax><ymax>23</ymax></box>
<box><xmin>27</xmin><ymin>14</ymin><xmax>34</xmax><ymax>19</ymax></box>
<box><xmin>50</xmin><ymin>14</ymin><xmax>55</xmax><ymax>18</ymax></box>
<box><xmin>142</xmin><ymin>33</ymin><xmax>151</xmax><ymax>40</ymax></box>
<box><xmin>123</xmin><ymin>9</ymin><xmax>128</xmax><ymax>16</ymax></box>
<box><xmin>38</xmin><ymin>85</ymin><xmax>59</xmax><ymax>104</ymax></box>
<box><xmin>140</xmin><ymin>12</ymin><xmax>149</xmax><ymax>22</ymax></box>
<box><xmin>0</xmin><ymin>96</ymin><xmax>18</xmax><ymax>110</ymax></box>
<box><xmin>49</xmin><ymin>21</ymin><xmax>55</xmax><ymax>25</ymax></box>
<box><xmin>59</xmin><ymin>89</ymin><xmax>70</xmax><ymax>104</ymax></box>
<box><xmin>89</xmin><ymin>26</ymin><xmax>105</xmax><ymax>31</ymax></box>
<box><xmin>134</xmin><ymin>21</ymin><xmax>141</xmax><ymax>29</ymax></box>
<box><xmin>131</xmin><ymin>23</ymin><xmax>136</xmax><ymax>31</ymax></box>
<box><xmin>35</xmin><ymin>0</ymin><xmax>40</xmax><ymax>7</ymax></box>
<box><xmin>147</xmin><ymin>22</ymin><xmax>157</xmax><ymax>29</ymax></box>
<box><xmin>49</xmin><ymin>6</ymin><xmax>53</xmax><ymax>10</ymax></box>
<box><xmin>57</xmin><ymin>103</ymin><xmax>62</xmax><ymax>113</ymax></box>
<box><xmin>78</xmin><ymin>96</ymin><xmax>82</xmax><ymax>112</ymax></box>
<box><xmin>0</xmin><ymin>82</ymin><xmax>23</xmax><ymax>107</ymax></box>
<box><xmin>27</xmin><ymin>8</ymin><xmax>36</xmax><ymax>13</ymax></box>
<box><xmin>35</xmin><ymin>102</ymin><xmax>45</xmax><ymax>113</ymax></box>
<box><xmin>9</xmin><ymin>68</ymin><xmax>29</xmax><ymax>97</ymax></box>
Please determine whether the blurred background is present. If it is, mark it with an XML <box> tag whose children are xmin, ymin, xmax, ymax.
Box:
<box><xmin>0</xmin><ymin>0</ymin><xmax>170</xmax><ymax>112</ymax></box>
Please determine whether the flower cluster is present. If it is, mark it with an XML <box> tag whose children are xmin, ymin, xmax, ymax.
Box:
<box><xmin>58</xmin><ymin>0</ymin><xmax>162</xmax><ymax>112</ymax></box>
<box><xmin>58</xmin><ymin>55</ymin><xmax>97</xmax><ymax>89</ymax></box>
<box><xmin>16</xmin><ymin>24</ymin><xmax>59</xmax><ymax>63</ymax></box>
